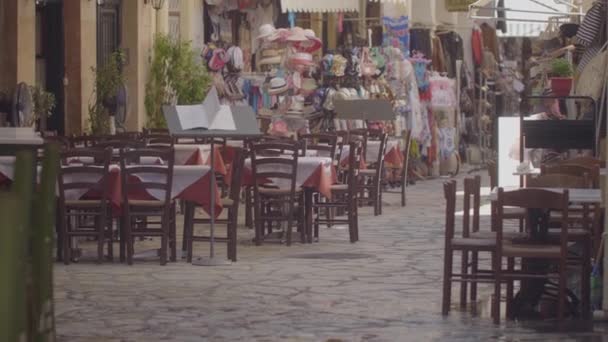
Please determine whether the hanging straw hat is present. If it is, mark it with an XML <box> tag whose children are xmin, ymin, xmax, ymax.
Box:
<box><xmin>267</xmin><ymin>77</ymin><xmax>289</xmax><ymax>95</ymax></box>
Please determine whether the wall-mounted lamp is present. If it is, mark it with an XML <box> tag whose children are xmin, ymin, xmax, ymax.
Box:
<box><xmin>35</xmin><ymin>0</ymin><xmax>47</xmax><ymax>6</ymax></box>
<box><xmin>145</xmin><ymin>0</ymin><xmax>166</xmax><ymax>10</ymax></box>
<box><xmin>96</xmin><ymin>0</ymin><xmax>105</xmax><ymax>6</ymax></box>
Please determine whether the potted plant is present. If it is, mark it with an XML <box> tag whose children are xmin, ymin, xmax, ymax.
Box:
<box><xmin>550</xmin><ymin>58</ymin><xmax>574</xmax><ymax>97</ymax></box>
<box><xmin>29</xmin><ymin>85</ymin><xmax>56</xmax><ymax>130</ymax></box>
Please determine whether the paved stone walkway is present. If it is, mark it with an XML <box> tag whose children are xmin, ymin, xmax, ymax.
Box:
<box><xmin>54</xmin><ymin>170</ymin><xmax>608</xmax><ymax>341</ymax></box>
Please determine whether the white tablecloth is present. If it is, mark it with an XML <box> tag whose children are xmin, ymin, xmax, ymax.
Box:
<box><xmin>487</xmin><ymin>186</ymin><xmax>602</xmax><ymax>204</ymax></box>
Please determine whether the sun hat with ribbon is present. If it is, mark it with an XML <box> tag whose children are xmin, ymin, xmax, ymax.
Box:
<box><xmin>286</xmin><ymin>96</ymin><xmax>306</xmax><ymax>114</ymax></box>
<box><xmin>257</xmin><ymin>55</ymin><xmax>282</xmax><ymax>67</ymax></box>
<box><xmin>268</xmin><ymin>28</ymin><xmax>290</xmax><ymax>43</ymax></box>
<box><xmin>261</xmin><ymin>48</ymin><xmax>283</xmax><ymax>58</ymax></box>
<box><xmin>257</xmin><ymin>24</ymin><xmax>277</xmax><ymax>41</ymax></box>
<box><xmin>294</xmin><ymin>29</ymin><xmax>323</xmax><ymax>53</ymax></box>
<box><xmin>289</xmin><ymin>52</ymin><xmax>315</xmax><ymax>71</ymax></box>
<box><xmin>287</xmin><ymin>27</ymin><xmax>309</xmax><ymax>43</ymax></box>
<box><xmin>267</xmin><ymin>77</ymin><xmax>289</xmax><ymax>95</ymax></box>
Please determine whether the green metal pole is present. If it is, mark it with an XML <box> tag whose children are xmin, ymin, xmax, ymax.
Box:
<box><xmin>0</xmin><ymin>193</ymin><xmax>27</xmax><ymax>342</ymax></box>
<box><xmin>31</xmin><ymin>144</ymin><xmax>60</xmax><ymax>341</ymax></box>
<box><xmin>1</xmin><ymin>149</ymin><xmax>36</xmax><ymax>342</ymax></box>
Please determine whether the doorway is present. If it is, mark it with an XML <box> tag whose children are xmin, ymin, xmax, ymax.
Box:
<box><xmin>97</xmin><ymin>0</ymin><xmax>121</xmax><ymax>68</ymax></box>
<box><xmin>36</xmin><ymin>0</ymin><xmax>65</xmax><ymax>134</ymax></box>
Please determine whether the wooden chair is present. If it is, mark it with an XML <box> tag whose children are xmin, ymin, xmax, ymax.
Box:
<box><xmin>119</xmin><ymin>148</ymin><xmax>176</xmax><ymax>265</ymax></box>
<box><xmin>145</xmin><ymin>134</ymin><xmax>175</xmax><ymax>147</ymax></box>
<box><xmin>57</xmin><ymin>147</ymin><xmax>113</xmax><ymax>264</ymax></box>
<box><xmin>493</xmin><ymin>187</ymin><xmax>572</xmax><ymax>324</ymax></box>
<box><xmin>300</xmin><ymin>133</ymin><xmax>338</xmax><ymax>160</ymax></box>
<box><xmin>383</xmin><ymin>130</ymin><xmax>412</xmax><ymax>207</ymax></box>
<box><xmin>183</xmin><ymin>148</ymin><xmax>245</xmax><ymax>262</ymax></box>
<box><xmin>358</xmin><ymin>131</ymin><xmax>388</xmax><ymax>216</ymax></box>
<box><xmin>488</xmin><ymin>160</ymin><xmax>526</xmax><ymax>232</ymax></box>
<box><xmin>69</xmin><ymin>135</ymin><xmax>99</xmax><ymax>148</ymax></box>
<box><xmin>312</xmin><ymin>141</ymin><xmax>363</xmax><ymax>243</ymax></box>
<box><xmin>250</xmin><ymin>141</ymin><xmax>304</xmax><ymax>246</ymax></box>
<box><xmin>556</xmin><ymin>156</ymin><xmax>604</xmax><ymax>168</ymax></box>
<box><xmin>541</xmin><ymin>163</ymin><xmax>600</xmax><ymax>188</ymax></box>
<box><xmin>442</xmin><ymin>177</ymin><xmax>500</xmax><ymax>316</ymax></box>
<box><xmin>143</xmin><ymin>128</ymin><xmax>170</xmax><ymax>135</ymax></box>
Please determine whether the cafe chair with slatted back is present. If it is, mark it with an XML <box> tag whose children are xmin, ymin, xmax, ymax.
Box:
<box><xmin>250</xmin><ymin>140</ymin><xmax>304</xmax><ymax>246</ymax></box>
<box><xmin>492</xmin><ymin>188</ymin><xmax>571</xmax><ymax>324</ymax></box>
<box><xmin>57</xmin><ymin>147</ymin><xmax>113</xmax><ymax>264</ymax></box>
<box><xmin>120</xmin><ymin>147</ymin><xmax>176</xmax><ymax>265</ymax></box>
<box><xmin>541</xmin><ymin>163</ymin><xmax>601</xmax><ymax>253</ymax></box>
<box><xmin>334</xmin><ymin>131</ymin><xmax>350</xmax><ymax>182</ymax></box>
<box><xmin>145</xmin><ymin>134</ymin><xmax>175</xmax><ymax>148</ymax></box>
<box><xmin>358</xmin><ymin>130</ymin><xmax>388</xmax><ymax>216</ymax></box>
<box><xmin>556</xmin><ymin>156</ymin><xmax>604</xmax><ymax>168</ymax></box>
<box><xmin>442</xmin><ymin>178</ymin><xmax>500</xmax><ymax>316</ymax></box>
<box><xmin>143</xmin><ymin>128</ymin><xmax>170</xmax><ymax>135</ymax></box>
<box><xmin>488</xmin><ymin>160</ymin><xmax>525</xmax><ymax>232</ymax></box>
<box><xmin>69</xmin><ymin>134</ymin><xmax>99</xmax><ymax>148</ymax></box>
<box><xmin>526</xmin><ymin>173</ymin><xmax>593</xmax><ymax>319</ymax></box>
<box><xmin>312</xmin><ymin>141</ymin><xmax>363</xmax><ymax>243</ymax></box>
<box><xmin>184</xmin><ymin>148</ymin><xmax>245</xmax><ymax>262</ymax></box>
<box><xmin>300</xmin><ymin>133</ymin><xmax>338</xmax><ymax>160</ymax></box>
<box><xmin>542</xmin><ymin>163</ymin><xmax>600</xmax><ymax>188</ymax></box>
<box><xmin>383</xmin><ymin>130</ymin><xmax>412</xmax><ymax>207</ymax></box>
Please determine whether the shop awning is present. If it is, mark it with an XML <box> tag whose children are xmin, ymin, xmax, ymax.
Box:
<box><xmin>280</xmin><ymin>0</ymin><xmax>408</xmax><ymax>13</ymax></box>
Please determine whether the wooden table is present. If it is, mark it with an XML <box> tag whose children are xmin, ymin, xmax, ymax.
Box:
<box><xmin>487</xmin><ymin>186</ymin><xmax>602</xmax><ymax>204</ymax></box>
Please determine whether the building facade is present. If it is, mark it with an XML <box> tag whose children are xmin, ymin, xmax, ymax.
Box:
<box><xmin>0</xmin><ymin>0</ymin><xmax>204</xmax><ymax>135</ymax></box>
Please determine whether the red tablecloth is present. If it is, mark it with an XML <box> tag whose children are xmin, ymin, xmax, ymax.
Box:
<box><xmin>242</xmin><ymin>157</ymin><xmax>336</xmax><ymax>198</ymax></box>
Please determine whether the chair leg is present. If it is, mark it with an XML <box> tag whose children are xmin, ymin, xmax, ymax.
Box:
<box><xmin>460</xmin><ymin>250</ymin><xmax>469</xmax><ymax>309</ymax></box>
<box><xmin>518</xmin><ymin>217</ymin><xmax>524</xmax><ymax>233</ymax></box>
<box><xmin>185</xmin><ymin>203</ymin><xmax>194</xmax><ymax>263</ymax></box>
<box><xmin>119</xmin><ymin>216</ymin><xmax>126</xmax><ymax>263</ymax></box>
<box><xmin>56</xmin><ymin>206</ymin><xmax>63</xmax><ymax>262</ymax></box>
<box><xmin>245</xmin><ymin>187</ymin><xmax>253</xmax><ymax>229</ymax></box>
<box><xmin>582</xmin><ymin>237</ymin><xmax>592</xmax><ymax>320</ymax></box>
<box><xmin>401</xmin><ymin>179</ymin><xmax>406</xmax><ymax>207</ymax></box>
<box><xmin>126</xmin><ymin>216</ymin><xmax>134</xmax><ymax>266</ymax></box>
<box><xmin>470</xmin><ymin>251</ymin><xmax>478</xmax><ymax>303</ymax></box>
<box><xmin>97</xmin><ymin>215</ymin><xmax>106</xmax><ymax>264</ymax></box>
<box><xmin>442</xmin><ymin>245</ymin><xmax>453</xmax><ymax>315</ymax></box>
<box><xmin>492</xmin><ymin>254</ymin><xmax>501</xmax><ymax>324</ymax></box>
<box><xmin>228</xmin><ymin>209</ymin><xmax>237</xmax><ymax>262</ymax></box>
<box><xmin>506</xmin><ymin>257</ymin><xmax>515</xmax><ymax>320</ymax></box>
<box><xmin>378</xmin><ymin>184</ymin><xmax>383</xmax><ymax>215</ymax></box>
<box><xmin>253</xmin><ymin>195</ymin><xmax>262</xmax><ymax>246</ymax></box>
<box><xmin>62</xmin><ymin>213</ymin><xmax>70</xmax><ymax>265</ymax></box>
<box><xmin>558</xmin><ymin>259</ymin><xmax>566</xmax><ymax>321</ymax></box>
<box><xmin>170</xmin><ymin>208</ymin><xmax>177</xmax><ymax>262</ymax></box>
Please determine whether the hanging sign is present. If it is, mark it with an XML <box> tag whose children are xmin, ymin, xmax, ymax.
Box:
<box><xmin>445</xmin><ymin>0</ymin><xmax>476</xmax><ymax>12</ymax></box>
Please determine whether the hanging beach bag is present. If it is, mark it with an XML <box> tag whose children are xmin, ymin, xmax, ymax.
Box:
<box><xmin>360</xmin><ymin>48</ymin><xmax>377</xmax><ymax>77</ymax></box>
<box><xmin>575</xmin><ymin>42</ymin><xmax>608</xmax><ymax>101</ymax></box>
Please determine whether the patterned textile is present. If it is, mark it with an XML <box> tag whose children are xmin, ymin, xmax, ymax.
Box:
<box><xmin>575</xmin><ymin>0</ymin><xmax>607</xmax><ymax>71</ymax></box>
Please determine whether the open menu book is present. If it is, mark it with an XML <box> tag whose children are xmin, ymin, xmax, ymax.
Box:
<box><xmin>175</xmin><ymin>87</ymin><xmax>236</xmax><ymax>130</ymax></box>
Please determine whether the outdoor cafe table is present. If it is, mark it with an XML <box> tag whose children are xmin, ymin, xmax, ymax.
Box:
<box><xmin>243</xmin><ymin>156</ymin><xmax>336</xmax><ymax>243</ymax></box>
<box><xmin>513</xmin><ymin>168</ymin><xmax>608</xmax><ymax>176</ymax></box>
<box><xmin>487</xmin><ymin>186</ymin><xmax>602</xmax><ymax>204</ymax></box>
<box><xmin>173</xmin><ymin>144</ymin><xmax>227</xmax><ymax>174</ymax></box>
<box><xmin>0</xmin><ymin>160</ymin><xmax>222</xmax><ymax>217</ymax></box>
<box><xmin>340</xmin><ymin>139</ymin><xmax>403</xmax><ymax>167</ymax></box>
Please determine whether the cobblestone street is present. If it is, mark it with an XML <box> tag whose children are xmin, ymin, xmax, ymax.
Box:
<box><xmin>54</xmin><ymin>170</ymin><xmax>608</xmax><ymax>341</ymax></box>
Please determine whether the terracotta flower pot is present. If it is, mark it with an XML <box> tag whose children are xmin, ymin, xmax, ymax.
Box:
<box><xmin>550</xmin><ymin>77</ymin><xmax>573</xmax><ymax>97</ymax></box>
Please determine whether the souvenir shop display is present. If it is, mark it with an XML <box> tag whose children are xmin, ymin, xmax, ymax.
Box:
<box><xmin>198</xmin><ymin>0</ymin><xmax>469</xmax><ymax>178</ymax></box>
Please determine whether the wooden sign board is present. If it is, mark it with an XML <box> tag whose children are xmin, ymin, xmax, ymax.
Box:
<box><xmin>445</xmin><ymin>0</ymin><xmax>476</xmax><ymax>12</ymax></box>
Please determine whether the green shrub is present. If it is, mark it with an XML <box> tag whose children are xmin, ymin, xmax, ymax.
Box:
<box><xmin>551</xmin><ymin>58</ymin><xmax>573</xmax><ymax>78</ymax></box>
<box><xmin>145</xmin><ymin>34</ymin><xmax>212</xmax><ymax>129</ymax></box>
<box><xmin>88</xmin><ymin>51</ymin><xmax>126</xmax><ymax>134</ymax></box>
